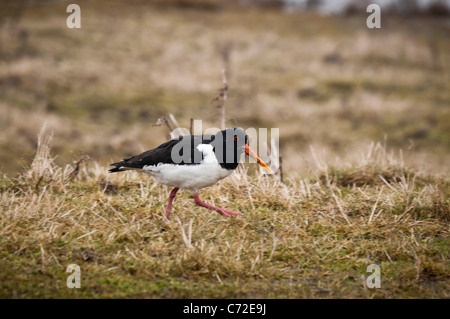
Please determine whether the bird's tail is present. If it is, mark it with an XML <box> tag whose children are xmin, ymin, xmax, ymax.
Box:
<box><xmin>109</xmin><ymin>161</ymin><xmax>135</xmax><ymax>173</ymax></box>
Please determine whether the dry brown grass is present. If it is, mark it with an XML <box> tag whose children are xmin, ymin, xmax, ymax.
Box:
<box><xmin>0</xmin><ymin>127</ymin><xmax>448</xmax><ymax>298</ymax></box>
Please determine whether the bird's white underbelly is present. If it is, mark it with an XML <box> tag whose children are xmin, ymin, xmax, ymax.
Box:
<box><xmin>139</xmin><ymin>143</ymin><xmax>233</xmax><ymax>190</ymax></box>
<box><xmin>143</xmin><ymin>162</ymin><xmax>232</xmax><ymax>190</ymax></box>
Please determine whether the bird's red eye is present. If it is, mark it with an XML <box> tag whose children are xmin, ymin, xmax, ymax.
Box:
<box><xmin>234</xmin><ymin>135</ymin><xmax>238</xmax><ymax>141</ymax></box>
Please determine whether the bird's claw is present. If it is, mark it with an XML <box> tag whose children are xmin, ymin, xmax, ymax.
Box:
<box><xmin>217</xmin><ymin>208</ymin><xmax>242</xmax><ymax>217</ymax></box>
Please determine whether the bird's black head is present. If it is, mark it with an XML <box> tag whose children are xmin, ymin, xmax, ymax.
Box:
<box><xmin>214</xmin><ymin>128</ymin><xmax>273</xmax><ymax>173</ymax></box>
<box><xmin>211</xmin><ymin>128</ymin><xmax>248</xmax><ymax>170</ymax></box>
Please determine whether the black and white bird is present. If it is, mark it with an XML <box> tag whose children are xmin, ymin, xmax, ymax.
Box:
<box><xmin>109</xmin><ymin>128</ymin><xmax>272</xmax><ymax>218</ymax></box>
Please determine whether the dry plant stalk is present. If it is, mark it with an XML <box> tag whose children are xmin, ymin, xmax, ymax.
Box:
<box><xmin>154</xmin><ymin>115</ymin><xmax>177</xmax><ymax>140</ymax></box>
<box><xmin>153</xmin><ymin>116</ymin><xmax>173</xmax><ymax>133</ymax></box>
<box><xmin>68</xmin><ymin>153</ymin><xmax>91</xmax><ymax>180</ymax></box>
<box><xmin>211</xmin><ymin>69</ymin><xmax>228</xmax><ymax>130</ymax></box>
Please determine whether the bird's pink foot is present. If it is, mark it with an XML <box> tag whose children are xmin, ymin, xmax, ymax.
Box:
<box><xmin>193</xmin><ymin>192</ymin><xmax>242</xmax><ymax>218</ymax></box>
<box><xmin>220</xmin><ymin>208</ymin><xmax>242</xmax><ymax>216</ymax></box>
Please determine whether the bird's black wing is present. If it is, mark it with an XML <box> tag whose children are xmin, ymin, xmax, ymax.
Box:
<box><xmin>109</xmin><ymin>134</ymin><xmax>214</xmax><ymax>172</ymax></box>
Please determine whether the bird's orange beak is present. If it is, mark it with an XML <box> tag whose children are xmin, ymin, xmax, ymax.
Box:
<box><xmin>245</xmin><ymin>144</ymin><xmax>273</xmax><ymax>174</ymax></box>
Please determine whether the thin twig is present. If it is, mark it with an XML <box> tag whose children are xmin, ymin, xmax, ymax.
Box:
<box><xmin>220</xmin><ymin>69</ymin><xmax>227</xmax><ymax>130</ymax></box>
<box><xmin>279</xmin><ymin>156</ymin><xmax>283</xmax><ymax>182</ymax></box>
<box><xmin>153</xmin><ymin>116</ymin><xmax>173</xmax><ymax>138</ymax></box>
<box><xmin>211</xmin><ymin>69</ymin><xmax>228</xmax><ymax>130</ymax></box>
<box><xmin>68</xmin><ymin>154</ymin><xmax>90</xmax><ymax>181</ymax></box>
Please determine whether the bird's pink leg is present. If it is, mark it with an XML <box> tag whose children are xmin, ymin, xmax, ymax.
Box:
<box><xmin>165</xmin><ymin>187</ymin><xmax>179</xmax><ymax>219</ymax></box>
<box><xmin>193</xmin><ymin>191</ymin><xmax>242</xmax><ymax>217</ymax></box>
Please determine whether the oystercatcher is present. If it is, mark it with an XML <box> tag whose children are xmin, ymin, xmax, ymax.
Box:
<box><xmin>109</xmin><ymin>128</ymin><xmax>272</xmax><ymax>218</ymax></box>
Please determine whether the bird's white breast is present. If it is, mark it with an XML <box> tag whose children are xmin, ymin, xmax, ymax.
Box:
<box><xmin>142</xmin><ymin>144</ymin><xmax>232</xmax><ymax>190</ymax></box>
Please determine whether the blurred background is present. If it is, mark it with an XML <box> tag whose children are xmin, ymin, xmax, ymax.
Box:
<box><xmin>1</xmin><ymin>0</ymin><xmax>449</xmax><ymax>178</ymax></box>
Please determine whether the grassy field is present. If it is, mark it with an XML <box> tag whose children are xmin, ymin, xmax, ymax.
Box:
<box><xmin>0</xmin><ymin>0</ymin><xmax>449</xmax><ymax>298</ymax></box>
<box><xmin>0</xmin><ymin>128</ymin><xmax>448</xmax><ymax>298</ymax></box>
